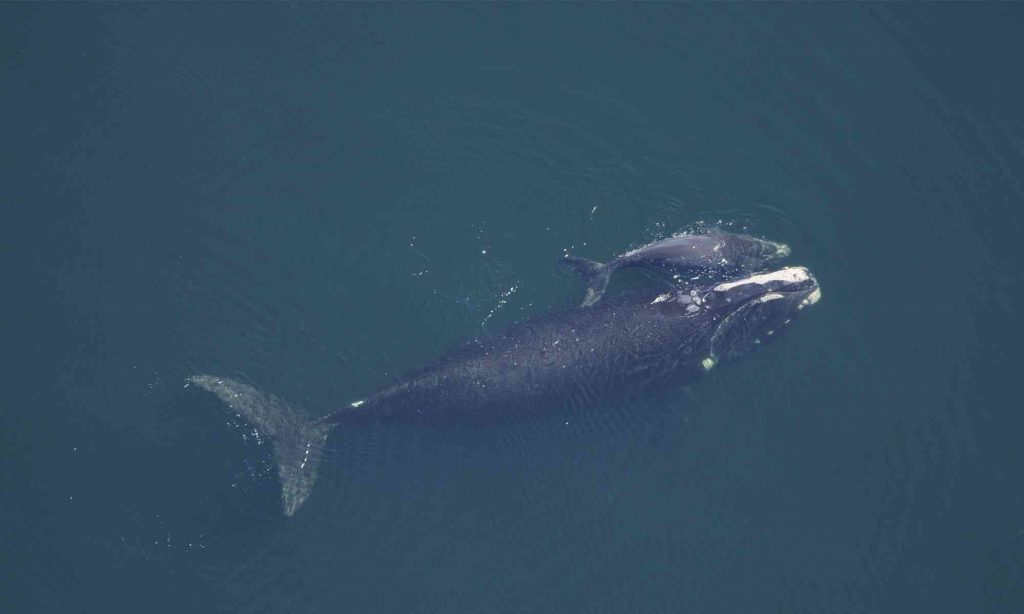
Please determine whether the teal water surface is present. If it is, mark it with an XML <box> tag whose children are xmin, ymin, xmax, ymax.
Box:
<box><xmin>3</xmin><ymin>4</ymin><xmax>1023</xmax><ymax>612</ymax></box>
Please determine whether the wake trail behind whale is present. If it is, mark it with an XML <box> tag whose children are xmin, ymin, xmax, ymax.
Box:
<box><xmin>188</xmin><ymin>375</ymin><xmax>333</xmax><ymax>516</ymax></box>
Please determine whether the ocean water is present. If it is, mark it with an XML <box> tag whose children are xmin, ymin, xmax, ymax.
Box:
<box><xmin>3</xmin><ymin>4</ymin><xmax>1023</xmax><ymax>612</ymax></box>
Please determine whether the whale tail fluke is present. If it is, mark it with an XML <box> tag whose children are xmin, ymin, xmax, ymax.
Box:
<box><xmin>560</xmin><ymin>255</ymin><xmax>613</xmax><ymax>307</ymax></box>
<box><xmin>188</xmin><ymin>375</ymin><xmax>334</xmax><ymax>516</ymax></box>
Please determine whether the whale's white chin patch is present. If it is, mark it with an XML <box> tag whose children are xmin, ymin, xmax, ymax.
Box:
<box><xmin>713</xmin><ymin>267</ymin><xmax>810</xmax><ymax>292</ymax></box>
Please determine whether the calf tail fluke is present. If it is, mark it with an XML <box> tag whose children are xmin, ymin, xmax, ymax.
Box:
<box><xmin>560</xmin><ymin>255</ymin><xmax>613</xmax><ymax>307</ymax></box>
<box><xmin>188</xmin><ymin>375</ymin><xmax>334</xmax><ymax>516</ymax></box>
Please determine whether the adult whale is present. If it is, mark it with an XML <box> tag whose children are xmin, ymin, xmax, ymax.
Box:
<box><xmin>191</xmin><ymin>267</ymin><xmax>821</xmax><ymax>515</ymax></box>
<box><xmin>562</xmin><ymin>230</ymin><xmax>791</xmax><ymax>307</ymax></box>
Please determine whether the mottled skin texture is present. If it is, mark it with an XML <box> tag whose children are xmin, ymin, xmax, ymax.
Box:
<box><xmin>326</xmin><ymin>293</ymin><xmax>711</xmax><ymax>426</ymax></box>
<box><xmin>324</xmin><ymin>268</ymin><xmax>815</xmax><ymax>427</ymax></box>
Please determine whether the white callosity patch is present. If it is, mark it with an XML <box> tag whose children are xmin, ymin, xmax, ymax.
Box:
<box><xmin>702</xmin><ymin>357</ymin><xmax>716</xmax><ymax>371</ymax></box>
<box><xmin>753</xmin><ymin>292</ymin><xmax>785</xmax><ymax>304</ymax></box>
<box><xmin>797</xmin><ymin>287</ymin><xmax>822</xmax><ymax>310</ymax></box>
<box><xmin>350</xmin><ymin>399</ymin><xmax>365</xmax><ymax>408</ymax></box>
<box><xmin>760</xmin><ymin>240</ymin><xmax>791</xmax><ymax>258</ymax></box>
<box><xmin>713</xmin><ymin>267</ymin><xmax>811</xmax><ymax>292</ymax></box>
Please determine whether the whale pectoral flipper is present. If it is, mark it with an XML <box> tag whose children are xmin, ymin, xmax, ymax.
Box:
<box><xmin>188</xmin><ymin>375</ymin><xmax>334</xmax><ymax>516</ymax></box>
<box><xmin>560</xmin><ymin>255</ymin><xmax>614</xmax><ymax>307</ymax></box>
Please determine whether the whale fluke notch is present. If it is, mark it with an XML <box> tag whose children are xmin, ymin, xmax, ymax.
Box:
<box><xmin>188</xmin><ymin>375</ymin><xmax>334</xmax><ymax>516</ymax></box>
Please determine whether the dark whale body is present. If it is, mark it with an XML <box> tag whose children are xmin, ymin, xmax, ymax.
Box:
<box><xmin>191</xmin><ymin>267</ymin><xmax>820</xmax><ymax>515</ymax></box>
<box><xmin>562</xmin><ymin>230</ymin><xmax>791</xmax><ymax>307</ymax></box>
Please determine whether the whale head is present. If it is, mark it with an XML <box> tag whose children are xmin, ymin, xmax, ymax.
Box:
<box><xmin>754</xmin><ymin>237</ymin><xmax>791</xmax><ymax>261</ymax></box>
<box><xmin>721</xmin><ymin>233</ymin><xmax>792</xmax><ymax>270</ymax></box>
<box><xmin>701</xmin><ymin>266</ymin><xmax>820</xmax><ymax>366</ymax></box>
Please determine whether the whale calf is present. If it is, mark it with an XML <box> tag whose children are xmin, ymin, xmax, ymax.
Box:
<box><xmin>191</xmin><ymin>266</ymin><xmax>820</xmax><ymax>516</ymax></box>
<box><xmin>561</xmin><ymin>231</ymin><xmax>791</xmax><ymax>307</ymax></box>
